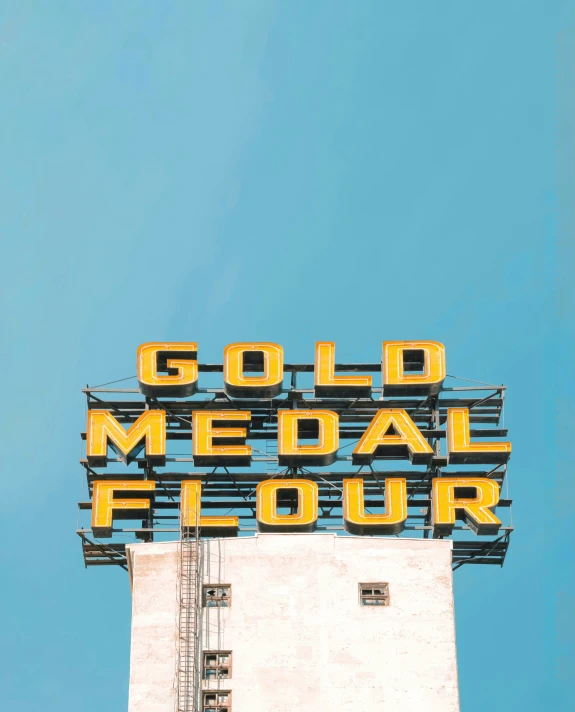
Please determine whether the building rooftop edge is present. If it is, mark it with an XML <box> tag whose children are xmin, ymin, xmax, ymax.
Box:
<box><xmin>126</xmin><ymin>534</ymin><xmax>454</xmax><ymax>582</ymax></box>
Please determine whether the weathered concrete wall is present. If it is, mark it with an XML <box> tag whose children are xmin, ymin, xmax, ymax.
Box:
<box><xmin>127</xmin><ymin>535</ymin><xmax>460</xmax><ymax>712</ymax></box>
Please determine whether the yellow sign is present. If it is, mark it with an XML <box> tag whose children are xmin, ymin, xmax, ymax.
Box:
<box><xmin>82</xmin><ymin>339</ymin><xmax>511</xmax><ymax>544</ymax></box>
<box><xmin>87</xmin><ymin>405</ymin><xmax>509</xmax><ymax>467</ymax></box>
<box><xmin>133</xmin><ymin>340</ymin><xmax>446</xmax><ymax>397</ymax></box>
<box><xmin>91</xmin><ymin>476</ymin><xmax>502</xmax><ymax>537</ymax></box>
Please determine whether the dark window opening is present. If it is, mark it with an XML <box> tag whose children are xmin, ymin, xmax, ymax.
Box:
<box><xmin>203</xmin><ymin>690</ymin><xmax>231</xmax><ymax>711</ymax></box>
<box><xmin>203</xmin><ymin>651</ymin><xmax>231</xmax><ymax>680</ymax></box>
<box><xmin>203</xmin><ymin>585</ymin><xmax>231</xmax><ymax>608</ymax></box>
<box><xmin>359</xmin><ymin>583</ymin><xmax>390</xmax><ymax>606</ymax></box>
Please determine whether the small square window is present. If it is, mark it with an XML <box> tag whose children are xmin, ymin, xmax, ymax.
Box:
<box><xmin>203</xmin><ymin>585</ymin><xmax>231</xmax><ymax>608</ymax></box>
<box><xmin>203</xmin><ymin>651</ymin><xmax>232</xmax><ymax>680</ymax></box>
<box><xmin>359</xmin><ymin>583</ymin><xmax>390</xmax><ymax>606</ymax></box>
<box><xmin>203</xmin><ymin>690</ymin><xmax>231</xmax><ymax>711</ymax></box>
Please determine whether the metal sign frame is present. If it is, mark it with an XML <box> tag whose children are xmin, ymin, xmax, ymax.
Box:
<box><xmin>77</xmin><ymin>361</ymin><xmax>512</xmax><ymax>571</ymax></box>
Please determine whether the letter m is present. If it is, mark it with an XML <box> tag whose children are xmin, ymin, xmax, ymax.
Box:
<box><xmin>86</xmin><ymin>410</ymin><xmax>166</xmax><ymax>467</ymax></box>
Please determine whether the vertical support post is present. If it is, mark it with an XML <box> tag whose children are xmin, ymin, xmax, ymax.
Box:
<box><xmin>425</xmin><ymin>395</ymin><xmax>442</xmax><ymax>539</ymax></box>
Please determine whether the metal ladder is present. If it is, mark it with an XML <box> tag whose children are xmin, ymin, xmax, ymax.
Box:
<box><xmin>177</xmin><ymin>490</ymin><xmax>201</xmax><ymax>712</ymax></box>
<box><xmin>265</xmin><ymin>406</ymin><xmax>278</xmax><ymax>475</ymax></box>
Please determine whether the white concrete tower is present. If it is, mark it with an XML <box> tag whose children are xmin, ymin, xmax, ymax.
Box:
<box><xmin>127</xmin><ymin>534</ymin><xmax>460</xmax><ymax>712</ymax></box>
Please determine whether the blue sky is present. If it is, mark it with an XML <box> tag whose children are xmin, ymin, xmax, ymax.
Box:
<box><xmin>1</xmin><ymin>1</ymin><xmax>574</xmax><ymax>709</ymax></box>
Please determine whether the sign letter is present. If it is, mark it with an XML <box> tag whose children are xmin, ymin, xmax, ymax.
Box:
<box><xmin>343</xmin><ymin>478</ymin><xmax>407</xmax><ymax>535</ymax></box>
<box><xmin>223</xmin><ymin>342</ymin><xmax>284</xmax><ymax>398</ymax></box>
<box><xmin>314</xmin><ymin>342</ymin><xmax>372</xmax><ymax>397</ymax></box>
<box><xmin>192</xmin><ymin>411</ymin><xmax>252</xmax><ymax>466</ymax></box>
<box><xmin>447</xmin><ymin>408</ymin><xmax>511</xmax><ymax>464</ymax></box>
<box><xmin>87</xmin><ymin>410</ymin><xmax>166</xmax><ymax>467</ymax></box>
<box><xmin>382</xmin><ymin>341</ymin><xmax>446</xmax><ymax>396</ymax></box>
<box><xmin>278</xmin><ymin>410</ymin><xmax>339</xmax><ymax>466</ymax></box>
<box><xmin>92</xmin><ymin>480</ymin><xmax>155</xmax><ymax>538</ymax></box>
<box><xmin>180</xmin><ymin>481</ymin><xmax>238</xmax><ymax>536</ymax></box>
<box><xmin>432</xmin><ymin>477</ymin><xmax>501</xmax><ymax>535</ymax></box>
<box><xmin>353</xmin><ymin>409</ymin><xmax>433</xmax><ymax>464</ymax></box>
<box><xmin>137</xmin><ymin>342</ymin><xmax>198</xmax><ymax>397</ymax></box>
<box><xmin>256</xmin><ymin>479</ymin><xmax>318</xmax><ymax>532</ymax></box>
